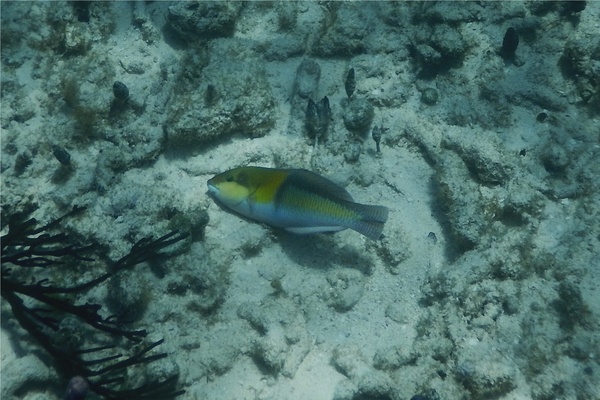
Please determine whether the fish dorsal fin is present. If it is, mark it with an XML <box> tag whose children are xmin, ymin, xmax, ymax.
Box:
<box><xmin>286</xmin><ymin>169</ymin><xmax>354</xmax><ymax>202</ymax></box>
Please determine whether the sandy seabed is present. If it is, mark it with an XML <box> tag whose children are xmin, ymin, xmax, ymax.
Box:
<box><xmin>1</xmin><ymin>2</ymin><xmax>599</xmax><ymax>399</ymax></box>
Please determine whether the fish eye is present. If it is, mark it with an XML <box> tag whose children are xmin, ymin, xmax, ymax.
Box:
<box><xmin>226</xmin><ymin>176</ymin><xmax>234</xmax><ymax>182</ymax></box>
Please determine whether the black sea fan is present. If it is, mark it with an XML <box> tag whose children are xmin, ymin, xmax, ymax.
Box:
<box><xmin>1</xmin><ymin>206</ymin><xmax>187</xmax><ymax>399</ymax></box>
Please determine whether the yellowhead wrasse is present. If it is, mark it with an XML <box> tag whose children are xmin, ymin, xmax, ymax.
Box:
<box><xmin>207</xmin><ymin>166</ymin><xmax>389</xmax><ymax>239</ymax></box>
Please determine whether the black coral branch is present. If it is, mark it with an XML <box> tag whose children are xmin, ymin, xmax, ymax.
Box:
<box><xmin>1</xmin><ymin>206</ymin><xmax>187</xmax><ymax>398</ymax></box>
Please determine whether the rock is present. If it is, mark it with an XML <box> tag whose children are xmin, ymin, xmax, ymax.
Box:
<box><xmin>431</xmin><ymin>159</ymin><xmax>483</xmax><ymax>252</ymax></box>
<box><xmin>237</xmin><ymin>296</ymin><xmax>310</xmax><ymax>377</ymax></box>
<box><xmin>264</xmin><ymin>35</ymin><xmax>305</xmax><ymax>61</ymax></box>
<box><xmin>106</xmin><ymin>121</ymin><xmax>164</xmax><ymax>169</ymax></box>
<box><xmin>560</xmin><ymin>34</ymin><xmax>600</xmax><ymax>114</ymax></box>
<box><xmin>411</xmin><ymin>24</ymin><xmax>468</xmax><ymax>74</ymax></box>
<box><xmin>554</xmin><ymin>280</ymin><xmax>592</xmax><ymax>330</ymax></box>
<box><xmin>373</xmin><ymin>345</ymin><xmax>416</xmax><ymax>370</ymax></box>
<box><xmin>355</xmin><ymin>371</ymin><xmax>395</xmax><ymax>399</ymax></box>
<box><xmin>293</xmin><ymin>59</ymin><xmax>321</xmax><ymax>100</ymax></box>
<box><xmin>540</xmin><ymin>141</ymin><xmax>570</xmax><ymax>175</ymax></box>
<box><xmin>421</xmin><ymin>87</ymin><xmax>439</xmax><ymax>105</ymax></box>
<box><xmin>166</xmin><ymin>243</ymin><xmax>227</xmax><ymax>314</ymax></box>
<box><xmin>371</xmin><ymin>226</ymin><xmax>411</xmax><ymax>274</ymax></box>
<box><xmin>342</xmin><ymin>98</ymin><xmax>374</xmax><ymax>137</ymax></box>
<box><xmin>455</xmin><ymin>357</ymin><xmax>516</xmax><ymax>399</ymax></box>
<box><xmin>418</xmin><ymin>2</ymin><xmax>484</xmax><ymax>23</ymax></box>
<box><xmin>166</xmin><ymin>2</ymin><xmax>240</xmax><ymax>40</ymax></box>
<box><xmin>567</xmin><ymin>332</ymin><xmax>597</xmax><ymax>361</ymax></box>
<box><xmin>431</xmin><ymin>24</ymin><xmax>468</xmax><ymax>62</ymax></box>
<box><xmin>326</xmin><ymin>268</ymin><xmax>365</xmax><ymax>312</ymax></box>
<box><xmin>313</xmin><ymin>5</ymin><xmax>370</xmax><ymax>56</ymax></box>
<box><xmin>385</xmin><ymin>301</ymin><xmax>411</xmax><ymax>324</ymax></box>
<box><xmin>442</xmin><ymin>132</ymin><xmax>511</xmax><ymax>186</ymax></box>
<box><xmin>0</xmin><ymin>353</ymin><xmax>54</xmax><ymax>399</ymax></box>
<box><xmin>331</xmin><ymin>346</ymin><xmax>396</xmax><ymax>400</ymax></box>
<box><xmin>331</xmin><ymin>344</ymin><xmax>370</xmax><ymax>378</ymax></box>
<box><xmin>106</xmin><ymin>270</ymin><xmax>150</xmax><ymax>322</ymax></box>
<box><xmin>414</xmin><ymin>44</ymin><xmax>442</xmax><ymax>68</ymax></box>
<box><xmin>275</xmin><ymin>2</ymin><xmax>298</xmax><ymax>31</ymax></box>
<box><xmin>165</xmin><ymin>43</ymin><xmax>275</xmax><ymax>150</ymax></box>
<box><xmin>195</xmin><ymin>322</ymin><xmax>249</xmax><ymax>377</ymax></box>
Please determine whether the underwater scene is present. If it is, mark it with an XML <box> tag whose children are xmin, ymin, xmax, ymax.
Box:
<box><xmin>1</xmin><ymin>2</ymin><xmax>599</xmax><ymax>399</ymax></box>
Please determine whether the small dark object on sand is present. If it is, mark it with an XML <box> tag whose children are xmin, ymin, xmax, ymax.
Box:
<box><xmin>537</xmin><ymin>112</ymin><xmax>548</xmax><ymax>122</ymax></box>
<box><xmin>345</xmin><ymin>68</ymin><xmax>355</xmax><ymax>98</ymax></box>
<box><xmin>52</xmin><ymin>145</ymin><xmax>71</xmax><ymax>166</ymax></box>
<box><xmin>305</xmin><ymin>96</ymin><xmax>331</xmax><ymax>140</ymax></box>
<box><xmin>112</xmin><ymin>81</ymin><xmax>129</xmax><ymax>101</ymax></box>
<box><xmin>501</xmin><ymin>27</ymin><xmax>519</xmax><ymax>59</ymax></box>
<box><xmin>205</xmin><ymin>84</ymin><xmax>218</xmax><ymax>106</ymax></box>
<box><xmin>372</xmin><ymin>125</ymin><xmax>383</xmax><ymax>153</ymax></box>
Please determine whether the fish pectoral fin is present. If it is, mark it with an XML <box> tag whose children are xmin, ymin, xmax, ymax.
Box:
<box><xmin>247</xmin><ymin>184</ymin><xmax>262</xmax><ymax>203</ymax></box>
<box><xmin>284</xmin><ymin>226</ymin><xmax>346</xmax><ymax>235</ymax></box>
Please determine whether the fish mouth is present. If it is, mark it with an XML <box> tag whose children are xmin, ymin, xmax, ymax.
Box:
<box><xmin>207</xmin><ymin>182</ymin><xmax>218</xmax><ymax>194</ymax></box>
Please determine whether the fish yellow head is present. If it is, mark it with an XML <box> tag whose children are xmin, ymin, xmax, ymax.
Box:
<box><xmin>207</xmin><ymin>166</ymin><xmax>288</xmax><ymax>207</ymax></box>
<box><xmin>207</xmin><ymin>167</ymin><xmax>254</xmax><ymax>208</ymax></box>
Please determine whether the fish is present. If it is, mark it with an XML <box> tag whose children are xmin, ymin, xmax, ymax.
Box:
<box><xmin>207</xmin><ymin>166</ymin><xmax>389</xmax><ymax>239</ymax></box>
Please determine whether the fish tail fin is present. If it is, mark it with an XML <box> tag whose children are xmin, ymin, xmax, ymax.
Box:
<box><xmin>349</xmin><ymin>204</ymin><xmax>389</xmax><ymax>240</ymax></box>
